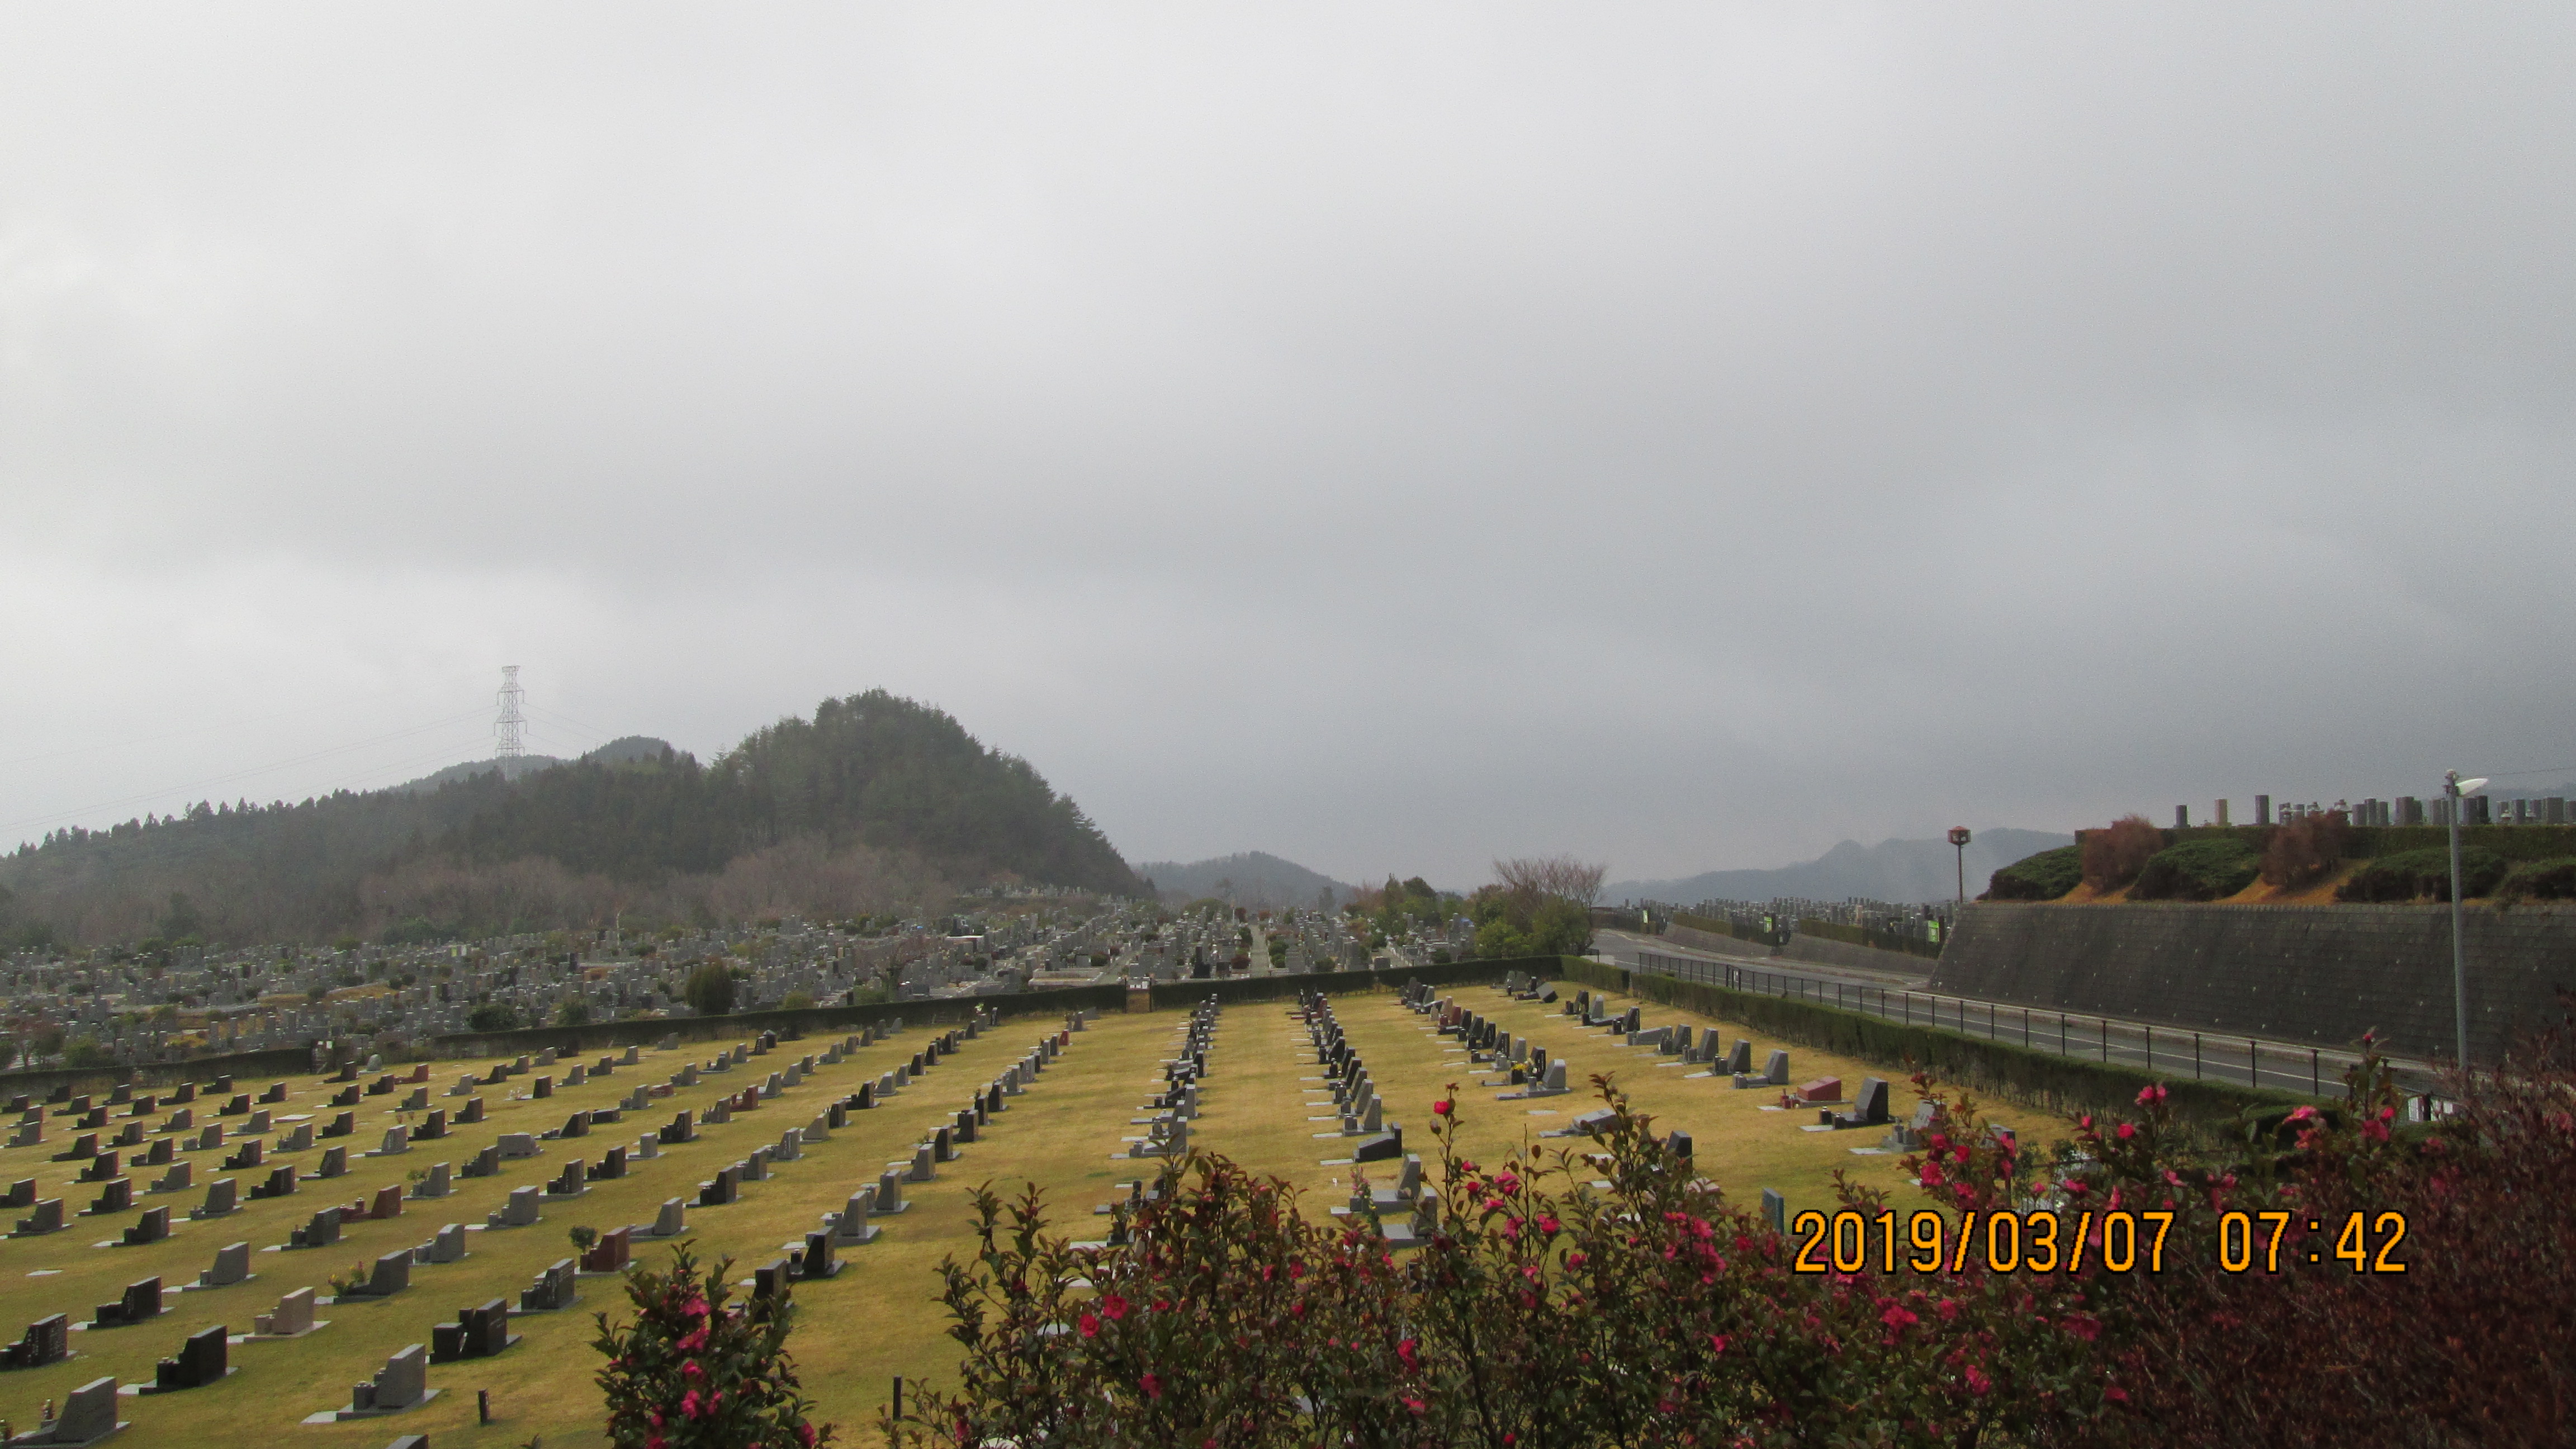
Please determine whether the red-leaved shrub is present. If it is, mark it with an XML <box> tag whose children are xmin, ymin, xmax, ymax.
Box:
<box><xmin>2260</xmin><ymin>808</ymin><xmax>2351</xmax><ymax>888</ymax></box>
<box><xmin>2081</xmin><ymin>815</ymin><xmax>2165</xmax><ymax>892</ymax></box>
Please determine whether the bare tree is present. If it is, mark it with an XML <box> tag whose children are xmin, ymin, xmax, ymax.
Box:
<box><xmin>1492</xmin><ymin>855</ymin><xmax>1609</xmax><ymax>907</ymax></box>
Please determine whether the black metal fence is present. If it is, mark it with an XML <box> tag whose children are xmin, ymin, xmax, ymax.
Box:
<box><xmin>1631</xmin><ymin>950</ymin><xmax>2429</xmax><ymax>1098</ymax></box>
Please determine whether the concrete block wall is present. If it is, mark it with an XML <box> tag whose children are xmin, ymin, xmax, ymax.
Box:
<box><xmin>1932</xmin><ymin>902</ymin><xmax>2576</xmax><ymax>1064</ymax></box>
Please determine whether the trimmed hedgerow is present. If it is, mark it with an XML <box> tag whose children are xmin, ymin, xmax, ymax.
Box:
<box><xmin>2337</xmin><ymin>846</ymin><xmax>2509</xmax><ymax>902</ymax></box>
<box><xmin>2130</xmin><ymin>836</ymin><xmax>2264</xmax><ymax>902</ymax></box>
<box><xmin>1984</xmin><ymin>844</ymin><xmax>2083</xmax><ymax>901</ymax></box>
<box><xmin>2497</xmin><ymin>856</ymin><xmax>2576</xmax><ymax>902</ymax></box>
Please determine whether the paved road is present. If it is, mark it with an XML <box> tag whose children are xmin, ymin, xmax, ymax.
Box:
<box><xmin>1589</xmin><ymin>929</ymin><xmax>2442</xmax><ymax>1100</ymax></box>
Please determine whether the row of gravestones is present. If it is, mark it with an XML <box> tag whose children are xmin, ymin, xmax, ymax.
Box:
<box><xmin>1309</xmin><ymin>994</ymin><xmax>1434</xmax><ymax>1245</ymax></box>
<box><xmin>1310</xmin><ymin>993</ymin><xmax>1406</xmax><ymax>1162</ymax></box>
<box><xmin>0</xmin><ymin>1025</ymin><xmax>912</xmax><ymax>1436</ymax></box>
<box><xmin>1117</xmin><ymin>1000</ymin><xmax>1213</xmax><ymax>1165</ymax></box>
<box><xmin>1071</xmin><ymin>1003</ymin><xmax>1197</xmax><ymax>1248</ymax></box>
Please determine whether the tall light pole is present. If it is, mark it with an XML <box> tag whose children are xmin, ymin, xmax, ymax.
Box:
<box><xmin>1948</xmin><ymin>827</ymin><xmax>1973</xmax><ymax>909</ymax></box>
<box><xmin>2444</xmin><ymin>770</ymin><xmax>2488</xmax><ymax>1073</ymax></box>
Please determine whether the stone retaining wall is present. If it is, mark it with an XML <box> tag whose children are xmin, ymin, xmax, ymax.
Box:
<box><xmin>1931</xmin><ymin>902</ymin><xmax>2576</xmax><ymax>1063</ymax></box>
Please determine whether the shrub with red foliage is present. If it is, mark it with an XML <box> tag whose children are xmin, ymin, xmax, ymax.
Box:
<box><xmin>2081</xmin><ymin>815</ymin><xmax>2165</xmax><ymax>892</ymax></box>
<box><xmin>2260</xmin><ymin>808</ymin><xmax>2351</xmax><ymax>889</ymax></box>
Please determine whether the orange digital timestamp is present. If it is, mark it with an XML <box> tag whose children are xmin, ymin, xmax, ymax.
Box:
<box><xmin>1787</xmin><ymin>1208</ymin><xmax>2410</xmax><ymax>1275</ymax></box>
<box><xmin>2215</xmin><ymin>1209</ymin><xmax>2409</xmax><ymax>1274</ymax></box>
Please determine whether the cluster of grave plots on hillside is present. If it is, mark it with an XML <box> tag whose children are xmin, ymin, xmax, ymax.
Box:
<box><xmin>0</xmin><ymin>1002</ymin><xmax>1100</xmax><ymax>1445</ymax></box>
<box><xmin>0</xmin><ymin>895</ymin><xmax>1480</xmax><ymax>1080</ymax></box>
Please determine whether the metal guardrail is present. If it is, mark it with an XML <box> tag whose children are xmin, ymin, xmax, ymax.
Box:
<box><xmin>1631</xmin><ymin>949</ymin><xmax>2428</xmax><ymax>1100</ymax></box>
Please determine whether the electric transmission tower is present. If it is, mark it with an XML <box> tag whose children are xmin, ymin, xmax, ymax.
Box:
<box><xmin>494</xmin><ymin>666</ymin><xmax>527</xmax><ymax>759</ymax></box>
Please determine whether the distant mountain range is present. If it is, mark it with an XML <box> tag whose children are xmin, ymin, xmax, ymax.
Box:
<box><xmin>1606</xmin><ymin>828</ymin><xmax>2076</xmax><ymax>907</ymax></box>
<box><xmin>1136</xmin><ymin>851</ymin><xmax>1358</xmax><ymax>910</ymax></box>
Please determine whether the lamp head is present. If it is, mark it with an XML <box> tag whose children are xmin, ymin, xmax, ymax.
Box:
<box><xmin>2458</xmin><ymin>778</ymin><xmax>2489</xmax><ymax>796</ymax></box>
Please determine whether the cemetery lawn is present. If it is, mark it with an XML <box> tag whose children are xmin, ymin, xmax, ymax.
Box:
<box><xmin>0</xmin><ymin>984</ymin><xmax>2071</xmax><ymax>1448</ymax></box>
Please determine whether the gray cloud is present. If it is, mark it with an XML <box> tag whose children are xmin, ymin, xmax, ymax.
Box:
<box><xmin>3</xmin><ymin>5</ymin><xmax>2570</xmax><ymax>887</ymax></box>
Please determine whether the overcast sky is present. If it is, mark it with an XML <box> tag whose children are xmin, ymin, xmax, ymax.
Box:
<box><xmin>3</xmin><ymin>6</ymin><xmax>2570</xmax><ymax>888</ymax></box>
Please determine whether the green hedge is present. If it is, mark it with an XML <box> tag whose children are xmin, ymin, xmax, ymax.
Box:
<box><xmin>2336</xmin><ymin>846</ymin><xmax>2508</xmax><ymax>903</ymax></box>
<box><xmin>2130</xmin><ymin>836</ymin><xmax>2264</xmax><ymax>901</ymax></box>
<box><xmin>1986</xmin><ymin>845</ymin><xmax>2082</xmax><ymax>901</ymax></box>
<box><xmin>2499</xmin><ymin>857</ymin><xmax>2576</xmax><ymax>902</ymax></box>
<box><xmin>1561</xmin><ymin>960</ymin><xmax>2317</xmax><ymax>1124</ymax></box>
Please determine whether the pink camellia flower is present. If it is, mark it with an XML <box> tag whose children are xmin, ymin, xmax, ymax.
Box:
<box><xmin>2116</xmin><ymin>1123</ymin><xmax>2136</xmax><ymax>1141</ymax></box>
<box><xmin>2136</xmin><ymin>1083</ymin><xmax>2168</xmax><ymax>1106</ymax></box>
<box><xmin>1139</xmin><ymin>1373</ymin><xmax>1163</xmax><ymax>1400</ymax></box>
<box><xmin>1966</xmin><ymin>1365</ymin><xmax>1993</xmax><ymax>1395</ymax></box>
<box><xmin>1432</xmin><ymin>1100</ymin><xmax>1453</xmax><ymax>1116</ymax></box>
<box><xmin>798</xmin><ymin>1424</ymin><xmax>817</xmax><ymax>1448</ymax></box>
<box><xmin>681</xmin><ymin>1360</ymin><xmax>704</xmax><ymax>1379</ymax></box>
<box><xmin>1920</xmin><ymin>1161</ymin><xmax>1945</xmax><ymax>1188</ymax></box>
<box><xmin>680</xmin><ymin>1389</ymin><xmax>705</xmax><ymax>1420</ymax></box>
<box><xmin>1708</xmin><ymin>1334</ymin><xmax>1729</xmax><ymax>1354</ymax></box>
<box><xmin>1881</xmin><ymin>1304</ymin><xmax>1920</xmax><ymax>1332</ymax></box>
<box><xmin>1398</xmin><ymin>1338</ymin><xmax>1419</xmax><ymax>1370</ymax></box>
<box><xmin>1101</xmin><ymin>1293</ymin><xmax>1130</xmax><ymax>1320</ymax></box>
<box><xmin>1078</xmin><ymin>1313</ymin><xmax>1101</xmax><ymax>1338</ymax></box>
<box><xmin>2285</xmin><ymin>1105</ymin><xmax>2319</xmax><ymax>1124</ymax></box>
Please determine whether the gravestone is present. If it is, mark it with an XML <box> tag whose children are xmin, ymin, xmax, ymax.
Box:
<box><xmin>119</xmin><ymin>1205</ymin><xmax>168</xmax><ymax>1245</ymax></box>
<box><xmin>486</xmin><ymin>1186</ymin><xmax>541</xmax><ymax>1229</ymax></box>
<box><xmin>579</xmin><ymin>1225</ymin><xmax>631</xmax><ymax>1274</ymax></box>
<box><xmin>249</xmin><ymin>1165</ymin><xmax>297</xmax><ymax>1200</ymax></box>
<box><xmin>413</xmin><ymin>1223</ymin><xmax>467</xmax><ymax>1265</ymax></box>
<box><xmin>429</xmin><ymin>1299</ymin><xmax>517</xmax><ymax>1362</ymax></box>
<box><xmin>190</xmin><ymin>1179</ymin><xmax>239</xmax><ymax>1219</ymax></box>
<box><xmin>253</xmin><ymin>1286</ymin><xmax>319</xmax><ymax>1337</ymax></box>
<box><xmin>333</xmin><ymin>1342</ymin><xmax>429</xmax><ymax>1418</ymax></box>
<box><xmin>342</xmin><ymin>1251</ymin><xmax>411</xmax><ymax>1299</ymax></box>
<box><xmin>414</xmin><ymin>1162</ymin><xmax>452</xmax><ymax>1199</ymax></box>
<box><xmin>517</xmin><ymin>1259</ymin><xmax>577</xmax><ymax>1313</ymax></box>
<box><xmin>27</xmin><ymin>1376</ymin><xmax>121</xmax><ymax>1444</ymax></box>
<box><xmin>635</xmin><ymin>1198</ymin><xmax>686</xmax><ymax>1239</ymax></box>
<box><xmin>89</xmin><ymin>1277</ymin><xmax>162</xmax><ymax>1328</ymax></box>
<box><xmin>287</xmin><ymin>1206</ymin><xmax>342</xmax><ymax>1250</ymax></box>
<box><xmin>195</xmin><ymin>1242</ymin><xmax>251</xmax><ymax>1288</ymax></box>
<box><xmin>148</xmin><ymin>1324</ymin><xmax>230</xmax><ymax>1391</ymax></box>
<box><xmin>0</xmin><ymin>1314</ymin><xmax>68</xmax><ymax>1370</ymax></box>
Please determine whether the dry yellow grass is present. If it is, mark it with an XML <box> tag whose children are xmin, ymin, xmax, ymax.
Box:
<box><xmin>0</xmin><ymin>979</ymin><xmax>2068</xmax><ymax>1446</ymax></box>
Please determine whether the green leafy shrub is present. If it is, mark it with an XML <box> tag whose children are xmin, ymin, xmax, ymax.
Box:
<box><xmin>2080</xmin><ymin>815</ymin><xmax>2163</xmax><ymax>891</ymax></box>
<box><xmin>1985</xmin><ymin>844</ymin><xmax>2083</xmax><ymax>901</ymax></box>
<box><xmin>2497</xmin><ymin>857</ymin><xmax>2576</xmax><ymax>902</ymax></box>
<box><xmin>2130</xmin><ymin>836</ymin><xmax>2264</xmax><ymax>901</ymax></box>
<box><xmin>2337</xmin><ymin>846</ymin><xmax>2508</xmax><ymax>902</ymax></box>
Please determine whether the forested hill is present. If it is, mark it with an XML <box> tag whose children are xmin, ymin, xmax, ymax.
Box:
<box><xmin>0</xmin><ymin>690</ymin><xmax>1143</xmax><ymax>946</ymax></box>
<box><xmin>446</xmin><ymin>693</ymin><xmax>1138</xmax><ymax>895</ymax></box>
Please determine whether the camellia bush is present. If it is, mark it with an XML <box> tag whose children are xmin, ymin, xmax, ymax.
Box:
<box><xmin>880</xmin><ymin>1024</ymin><xmax>2574</xmax><ymax>1447</ymax></box>
<box><xmin>591</xmin><ymin>1241</ymin><xmax>833</xmax><ymax>1449</ymax></box>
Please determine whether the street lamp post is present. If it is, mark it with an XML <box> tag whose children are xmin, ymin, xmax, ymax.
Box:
<box><xmin>2444</xmin><ymin>770</ymin><xmax>2488</xmax><ymax>1073</ymax></box>
<box><xmin>1948</xmin><ymin>827</ymin><xmax>1973</xmax><ymax>908</ymax></box>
